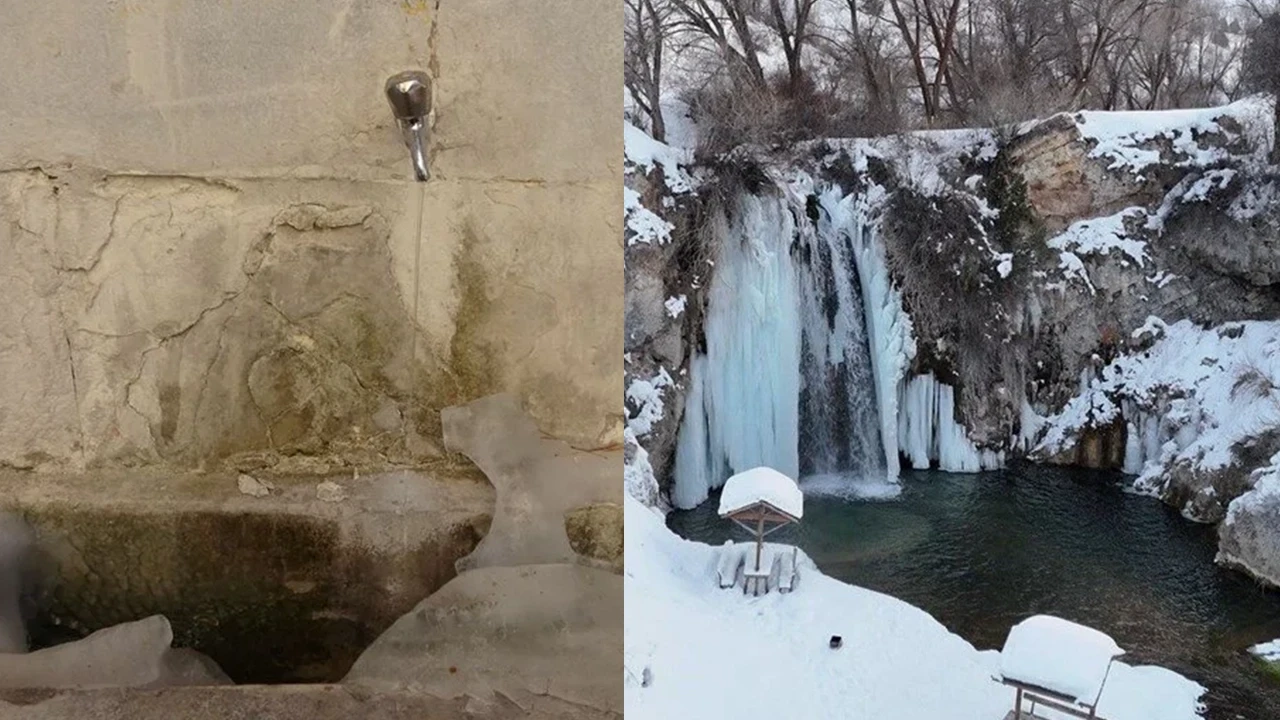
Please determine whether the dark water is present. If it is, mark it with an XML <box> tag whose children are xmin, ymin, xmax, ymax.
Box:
<box><xmin>667</xmin><ymin>465</ymin><xmax>1280</xmax><ymax>720</ymax></box>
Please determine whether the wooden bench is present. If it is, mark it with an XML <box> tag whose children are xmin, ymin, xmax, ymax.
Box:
<box><xmin>716</xmin><ymin>541</ymin><xmax>747</xmax><ymax>589</ymax></box>
<box><xmin>776</xmin><ymin>546</ymin><xmax>797</xmax><ymax>593</ymax></box>
<box><xmin>998</xmin><ymin>677</ymin><xmax>1108</xmax><ymax>720</ymax></box>
<box><xmin>742</xmin><ymin>544</ymin><xmax>777</xmax><ymax>596</ymax></box>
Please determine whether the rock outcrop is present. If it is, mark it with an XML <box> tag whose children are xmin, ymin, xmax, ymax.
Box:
<box><xmin>1217</xmin><ymin>458</ymin><xmax>1280</xmax><ymax>587</ymax></box>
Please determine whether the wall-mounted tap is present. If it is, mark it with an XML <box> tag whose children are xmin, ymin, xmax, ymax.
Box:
<box><xmin>384</xmin><ymin>70</ymin><xmax>432</xmax><ymax>181</ymax></box>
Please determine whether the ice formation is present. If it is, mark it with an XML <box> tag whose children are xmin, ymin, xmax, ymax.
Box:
<box><xmin>672</xmin><ymin>160</ymin><xmax>1008</xmax><ymax>507</ymax></box>
<box><xmin>346</xmin><ymin>563</ymin><xmax>622</xmax><ymax>713</ymax></box>
<box><xmin>441</xmin><ymin>393</ymin><xmax>619</xmax><ymax>571</ymax></box>
<box><xmin>673</xmin><ymin>181</ymin><xmax>894</xmax><ymax>508</ymax></box>
<box><xmin>827</xmin><ymin>185</ymin><xmax>914</xmax><ymax>479</ymax></box>
<box><xmin>0</xmin><ymin>615</ymin><xmax>230</xmax><ymax>688</ymax></box>
<box><xmin>672</xmin><ymin>194</ymin><xmax>803</xmax><ymax>508</ymax></box>
<box><xmin>899</xmin><ymin>374</ymin><xmax>1005</xmax><ymax>473</ymax></box>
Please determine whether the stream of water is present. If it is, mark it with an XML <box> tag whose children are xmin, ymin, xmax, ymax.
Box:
<box><xmin>667</xmin><ymin>464</ymin><xmax>1280</xmax><ymax>719</ymax></box>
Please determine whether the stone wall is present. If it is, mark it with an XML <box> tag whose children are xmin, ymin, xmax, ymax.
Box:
<box><xmin>0</xmin><ymin>0</ymin><xmax>622</xmax><ymax>472</ymax></box>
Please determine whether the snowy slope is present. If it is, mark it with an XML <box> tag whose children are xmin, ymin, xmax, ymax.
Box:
<box><xmin>624</xmin><ymin>495</ymin><xmax>1206</xmax><ymax>720</ymax></box>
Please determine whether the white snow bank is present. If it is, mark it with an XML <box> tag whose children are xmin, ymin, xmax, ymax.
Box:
<box><xmin>717</xmin><ymin>467</ymin><xmax>803</xmax><ymax>519</ymax></box>
<box><xmin>1037</xmin><ymin>318</ymin><xmax>1280</xmax><ymax>500</ymax></box>
<box><xmin>1072</xmin><ymin>97</ymin><xmax>1273</xmax><ymax>174</ymax></box>
<box><xmin>624</xmin><ymin>495</ymin><xmax>1206</xmax><ymax>720</ymax></box>
<box><xmin>999</xmin><ymin>615</ymin><xmax>1124</xmax><ymax>705</ymax></box>
<box><xmin>624</xmin><ymin>121</ymin><xmax>694</xmax><ymax>194</ymax></box>
<box><xmin>1250</xmin><ymin>637</ymin><xmax>1280</xmax><ymax>663</ymax></box>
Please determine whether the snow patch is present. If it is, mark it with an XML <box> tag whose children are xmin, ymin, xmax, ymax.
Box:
<box><xmin>1250</xmin><ymin>636</ymin><xmax>1280</xmax><ymax>663</ymax></box>
<box><xmin>664</xmin><ymin>294</ymin><xmax>686</xmax><ymax>319</ymax></box>
<box><xmin>1048</xmin><ymin>207</ymin><xmax>1149</xmax><ymax>270</ymax></box>
<box><xmin>626</xmin><ymin>367</ymin><xmax>675</xmax><ymax>438</ymax></box>
<box><xmin>625</xmin><ymin>186</ymin><xmax>676</xmax><ymax>246</ymax></box>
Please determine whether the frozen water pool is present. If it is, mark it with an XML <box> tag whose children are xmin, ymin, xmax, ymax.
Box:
<box><xmin>668</xmin><ymin>464</ymin><xmax>1280</xmax><ymax>719</ymax></box>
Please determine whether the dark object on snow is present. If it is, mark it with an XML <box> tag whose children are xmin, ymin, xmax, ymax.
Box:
<box><xmin>829</xmin><ymin>635</ymin><xmax>842</xmax><ymax>649</ymax></box>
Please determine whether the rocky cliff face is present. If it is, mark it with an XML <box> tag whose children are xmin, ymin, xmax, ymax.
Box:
<box><xmin>1</xmin><ymin>1</ymin><xmax>625</xmax><ymax>474</ymax></box>
<box><xmin>625</xmin><ymin>97</ymin><xmax>1280</xmax><ymax>585</ymax></box>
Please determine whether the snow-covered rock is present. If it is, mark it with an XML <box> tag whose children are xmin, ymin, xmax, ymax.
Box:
<box><xmin>1217</xmin><ymin>452</ymin><xmax>1280</xmax><ymax>587</ymax></box>
<box><xmin>624</xmin><ymin>122</ymin><xmax>700</xmax><ymax>480</ymax></box>
<box><xmin>1036</xmin><ymin>319</ymin><xmax>1280</xmax><ymax>523</ymax></box>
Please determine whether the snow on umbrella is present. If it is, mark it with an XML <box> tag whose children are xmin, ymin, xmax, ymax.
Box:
<box><xmin>717</xmin><ymin>467</ymin><xmax>803</xmax><ymax>572</ymax></box>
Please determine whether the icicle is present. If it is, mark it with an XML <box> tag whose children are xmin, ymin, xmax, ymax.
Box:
<box><xmin>896</xmin><ymin>372</ymin><xmax>1003</xmax><ymax>473</ymax></box>
<box><xmin>673</xmin><ymin>355</ymin><xmax>713</xmax><ymax>509</ymax></box>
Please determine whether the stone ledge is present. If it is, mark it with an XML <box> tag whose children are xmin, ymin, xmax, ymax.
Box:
<box><xmin>0</xmin><ymin>684</ymin><xmax>619</xmax><ymax>720</ymax></box>
<box><xmin>0</xmin><ymin>468</ymin><xmax>493</xmax><ymax>683</ymax></box>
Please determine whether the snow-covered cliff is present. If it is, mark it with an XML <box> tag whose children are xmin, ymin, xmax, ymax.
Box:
<box><xmin>624</xmin><ymin>95</ymin><xmax>1280</xmax><ymax>584</ymax></box>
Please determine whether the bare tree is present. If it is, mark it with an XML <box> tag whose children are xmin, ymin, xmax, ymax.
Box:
<box><xmin>882</xmin><ymin>0</ymin><xmax>966</xmax><ymax>123</ymax></box>
<box><xmin>760</xmin><ymin>0</ymin><xmax>821</xmax><ymax>91</ymax></box>
<box><xmin>669</xmin><ymin>0</ymin><xmax>769</xmax><ymax>89</ymax></box>
<box><xmin>831</xmin><ymin>0</ymin><xmax>905</xmax><ymax>130</ymax></box>
<box><xmin>628</xmin><ymin>0</ymin><xmax>1264</xmax><ymax>150</ymax></box>
<box><xmin>626</xmin><ymin>0</ymin><xmax>674</xmax><ymax>140</ymax></box>
<box><xmin>1242</xmin><ymin>8</ymin><xmax>1280</xmax><ymax>160</ymax></box>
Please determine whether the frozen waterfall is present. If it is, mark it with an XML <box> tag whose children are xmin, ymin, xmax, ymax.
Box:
<box><xmin>672</xmin><ymin>179</ymin><xmax>999</xmax><ymax>509</ymax></box>
<box><xmin>673</xmin><ymin>186</ymin><xmax>887</xmax><ymax>508</ymax></box>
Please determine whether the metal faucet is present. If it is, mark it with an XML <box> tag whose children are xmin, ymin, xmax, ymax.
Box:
<box><xmin>384</xmin><ymin>70</ymin><xmax>432</xmax><ymax>181</ymax></box>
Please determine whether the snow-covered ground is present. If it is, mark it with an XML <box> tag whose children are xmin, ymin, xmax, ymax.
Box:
<box><xmin>624</xmin><ymin>494</ymin><xmax>1206</xmax><ymax>720</ymax></box>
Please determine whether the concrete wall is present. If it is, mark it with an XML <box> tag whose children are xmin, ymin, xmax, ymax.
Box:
<box><xmin>0</xmin><ymin>0</ymin><xmax>622</xmax><ymax>471</ymax></box>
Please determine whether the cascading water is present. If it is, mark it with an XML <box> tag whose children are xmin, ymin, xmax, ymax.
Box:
<box><xmin>672</xmin><ymin>181</ymin><xmax>889</xmax><ymax>509</ymax></box>
<box><xmin>797</xmin><ymin>189</ymin><xmax>885</xmax><ymax>482</ymax></box>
